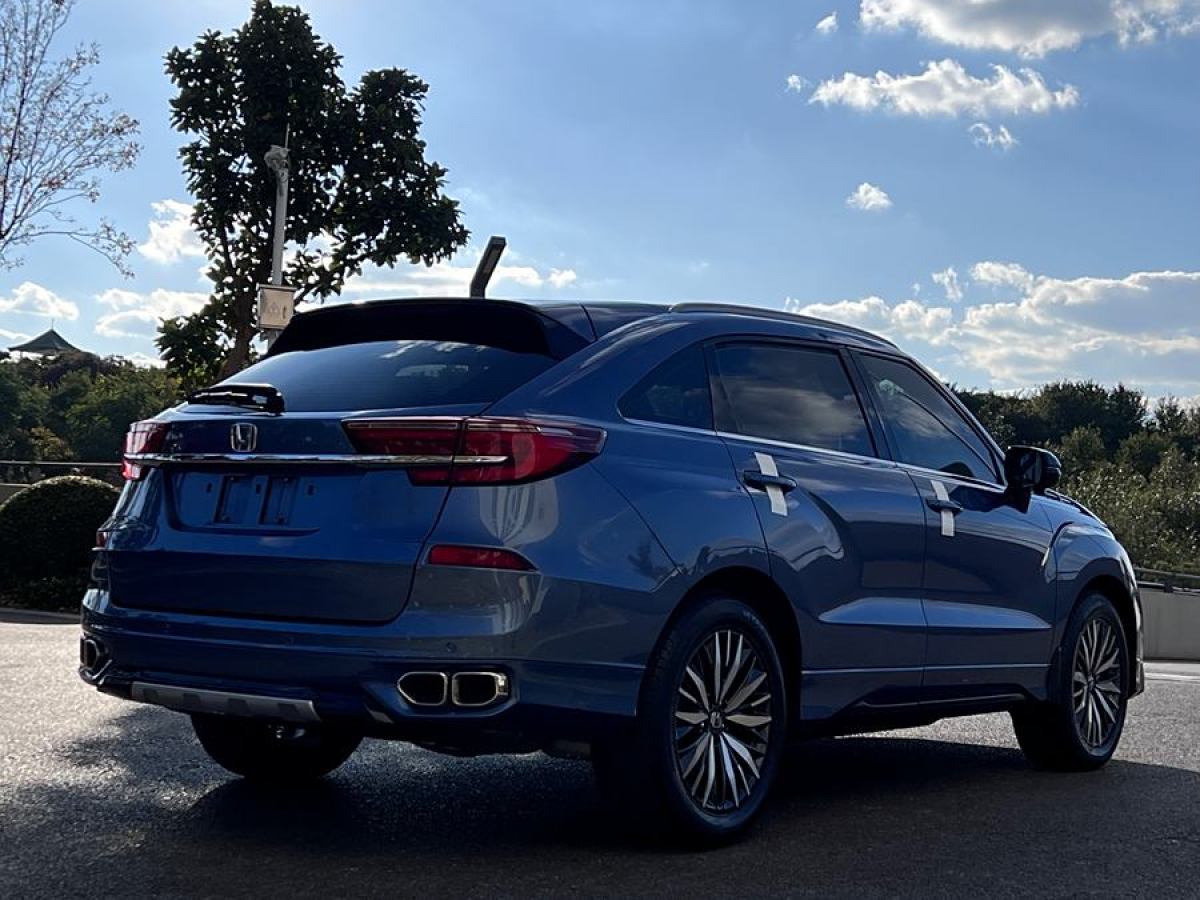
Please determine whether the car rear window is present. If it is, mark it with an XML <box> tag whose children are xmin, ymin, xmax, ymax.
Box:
<box><xmin>619</xmin><ymin>344</ymin><xmax>713</xmax><ymax>430</ymax></box>
<box><xmin>217</xmin><ymin>340</ymin><xmax>558</xmax><ymax>412</ymax></box>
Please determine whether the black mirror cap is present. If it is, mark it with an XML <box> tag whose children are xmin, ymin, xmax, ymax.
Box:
<box><xmin>1004</xmin><ymin>445</ymin><xmax>1063</xmax><ymax>493</ymax></box>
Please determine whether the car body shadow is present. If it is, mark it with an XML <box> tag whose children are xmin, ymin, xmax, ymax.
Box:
<box><xmin>6</xmin><ymin>704</ymin><xmax>1200</xmax><ymax>897</ymax></box>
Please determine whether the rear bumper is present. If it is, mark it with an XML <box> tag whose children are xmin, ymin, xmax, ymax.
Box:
<box><xmin>80</xmin><ymin>588</ymin><xmax>644</xmax><ymax>749</ymax></box>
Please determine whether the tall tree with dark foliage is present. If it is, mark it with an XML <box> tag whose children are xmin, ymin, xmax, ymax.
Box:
<box><xmin>158</xmin><ymin>0</ymin><xmax>468</xmax><ymax>383</ymax></box>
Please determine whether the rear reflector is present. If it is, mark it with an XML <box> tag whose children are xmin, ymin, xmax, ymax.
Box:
<box><xmin>123</xmin><ymin>420</ymin><xmax>169</xmax><ymax>480</ymax></box>
<box><xmin>343</xmin><ymin>417</ymin><xmax>604</xmax><ymax>485</ymax></box>
<box><xmin>427</xmin><ymin>545</ymin><xmax>534</xmax><ymax>571</ymax></box>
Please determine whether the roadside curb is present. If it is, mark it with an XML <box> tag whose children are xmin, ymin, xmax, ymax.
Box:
<box><xmin>0</xmin><ymin>606</ymin><xmax>79</xmax><ymax>624</ymax></box>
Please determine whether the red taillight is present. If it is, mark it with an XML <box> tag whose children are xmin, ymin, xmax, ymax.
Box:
<box><xmin>122</xmin><ymin>420</ymin><xmax>168</xmax><ymax>481</ymax></box>
<box><xmin>427</xmin><ymin>545</ymin><xmax>534</xmax><ymax>571</ymax></box>
<box><xmin>343</xmin><ymin>417</ymin><xmax>605</xmax><ymax>486</ymax></box>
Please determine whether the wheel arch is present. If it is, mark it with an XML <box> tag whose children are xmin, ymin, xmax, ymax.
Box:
<box><xmin>1079</xmin><ymin>574</ymin><xmax>1140</xmax><ymax>688</ymax></box>
<box><xmin>1048</xmin><ymin>567</ymin><xmax>1142</xmax><ymax>704</ymax></box>
<box><xmin>642</xmin><ymin>566</ymin><xmax>802</xmax><ymax>718</ymax></box>
<box><xmin>1048</xmin><ymin>519</ymin><xmax>1144</xmax><ymax>698</ymax></box>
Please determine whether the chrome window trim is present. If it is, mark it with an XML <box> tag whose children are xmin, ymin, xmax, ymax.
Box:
<box><xmin>715</xmin><ymin>430</ymin><xmax>888</xmax><ymax>466</ymax></box>
<box><xmin>892</xmin><ymin>459</ymin><xmax>1006</xmax><ymax>493</ymax></box>
<box><xmin>621</xmin><ymin>417</ymin><xmax>718</xmax><ymax>437</ymax></box>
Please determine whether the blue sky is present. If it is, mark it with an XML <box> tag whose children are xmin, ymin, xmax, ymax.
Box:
<box><xmin>1</xmin><ymin>0</ymin><xmax>1198</xmax><ymax>396</ymax></box>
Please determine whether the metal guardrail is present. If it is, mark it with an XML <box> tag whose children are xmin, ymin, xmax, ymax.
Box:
<box><xmin>1134</xmin><ymin>568</ymin><xmax>1200</xmax><ymax>594</ymax></box>
<box><xmin>0</xmin><ymin>460</ymin><xmax>123</xmax><ymax>487</ymax></box>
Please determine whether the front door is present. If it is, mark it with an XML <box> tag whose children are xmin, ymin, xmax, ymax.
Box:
<box><xmin>709</xmin><ymin>340</ymin><xmax>929</xmax><ymax>717</ymax></box>
<box><xmin>853</xmin><ymin>351</ymin><xmax>1056</xmax><ymax>696</ymax></box>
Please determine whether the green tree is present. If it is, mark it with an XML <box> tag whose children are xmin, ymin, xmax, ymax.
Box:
<box><xmin>1151</xmin><ymin>397</ymin><xmax>1188</xmax><ymax>434</ymax></box>
<box><xmin>1031</xmin><ymin>381</ymin><xmax>1145</xmax><ymax>451</ymax></box>
<box><xmin>63</xmin><ymin>367</ymin><xmax>179</xmax><ymax>461</ymax></box>
<box><xmin>1055</xmin><ymin>425</ymin><xmax>1106</xmax><ymax>476</ymax></box>
<box><xmin>157</xmin><ymin>0</ymin><xmax>468</xmax><ymax>380</ymax></box>
<box><xmin>1117</xmin><ymin>431</ymin><xmax>1175</xmax><ymax>478</ymax></box>
<box><xmin>28</xmin><ymin>425</ymin><xmax>72</xmax><ymax>461</ymax></box>
<box><xmin>0</xmin><ymin>365</ymin><xmax>45</xmax><ymax>458</ymax></box>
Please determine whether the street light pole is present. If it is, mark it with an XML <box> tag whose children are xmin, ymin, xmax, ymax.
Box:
<box><xmin>265</xmin><ymin>144</ymin><xmax>290</xmax><ymax>285</ymax></box>
<box><xmin>259</xmin><ymin>144</ymin><xmax>295</xmax><ymax>349</ymax></box>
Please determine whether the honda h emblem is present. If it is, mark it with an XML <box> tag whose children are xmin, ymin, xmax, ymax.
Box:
<box><xmin>230</xmin><ymin>422</ymin><xmax>258</xmax><ymax>453</ymax></box>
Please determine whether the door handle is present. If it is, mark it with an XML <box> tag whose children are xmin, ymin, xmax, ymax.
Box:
<box><xmin>926</xmin><ymin>497</ymin><xmax>963</xmax><ymax>514</ymax></box>
<box><xmin>744</xmin><ymin>470</ymin><xmax>798</xmax><ymax>492</ymax></box>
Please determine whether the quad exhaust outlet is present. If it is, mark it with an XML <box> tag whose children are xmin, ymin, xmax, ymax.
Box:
<box><xmin>397</xmin><ymin>670</ymin><xmax>510</xmax><ymax>709</ymax></box>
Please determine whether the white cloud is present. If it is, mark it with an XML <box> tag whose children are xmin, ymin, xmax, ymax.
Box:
<box><xmin>138</xmin><ymin>200</ymin><xmax>206</xmax><ymax>265</ymax></box>
<box><xmin>94</xmin><ymin>288</ymin><xmax>208</xmax><ymax>338</ymax></box>
<box><xmin>810</xmin><ymin>59</ymin><xmax>1080</xmax><ymax>117</ymax></box>
<box><xmin>815</xmin><ymin>12</ymin><xmax>839</xmax><ymax>34</ymax></box>
<box><xmin>970</xmin><ymin>260</ymin><xmax>1035</xmax><ymax>292</ymax></box>
<box><xmin>790</xmin><ymin>265</ymin><xmax>1200</xmax><ymax>393</ymax></box>
<box><xmin>340</xmin><ymin>253</ymin><xmax>581</xmax><ymax>297</ymax></box>
<box><xmin>0</xmin><ymin>326</ymin><xmax>31</xmax><ymax>343</ymax></box>
<box><xmin>846</xmin><ymin>182</ymin><xmax>893</xmax><ymax>211</ymax></box>
<box><xmin>932</xmin><ymin>266</ymin><xmax>964</xmax><ymax>301</ymax></box>
<box><xmin>0</xmin><ymin>281</ymin><xmax>79</xmax><ymax>320</ymax></box>
<box><xmin>124</xmin><ymin>352</ymin><xmax>167</xmax><ymax>369</ymax></box>
<box><xmin>859</xmin><ymin>0</ymin><xmax>1200</xmax><ymax>57</ymax></box>
<box><xmin>786</xmin><ymin>295</ymin><xmax>954</xmax><ymax>342</ymax></box>
<box><xmin>548</xmin><ymin>268</ymin><xmax>578</xmax><ymax>288</ymax></box>
<box><xmin>969</xmin><ymin>122</ymin><xmax>1019</xmax><ymax>151</ymax></box>
<box><xmin>785</xmin><ymin>74</ymin><xmax>810</xmax><ymax>93</ymax></box>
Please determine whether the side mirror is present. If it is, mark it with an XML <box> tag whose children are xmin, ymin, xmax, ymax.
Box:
<box><xmin>1004</xmin><ymin>445</ymin><xmax>1062</xmax><ymax>494</ymax></box>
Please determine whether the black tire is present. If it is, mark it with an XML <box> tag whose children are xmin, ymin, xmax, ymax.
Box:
<box><xmin>1011</xmin><ymin>593</ymin><xmax>1129</xmax><ymax>771</ymax></box>
<box><xmin>592</xmin><ymin>595</ymin><xmax>788</xmax><ymax>844</ymax></box>
<box><xmin>191</xmin><ymin>714</ymin><xmax>362</xmax><ymax>781</ymax></box>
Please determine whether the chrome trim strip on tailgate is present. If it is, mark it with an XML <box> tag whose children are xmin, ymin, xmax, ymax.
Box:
<box><xmin>130</xmin><ymin>682</ymin><xmax>320</xmax><ymax>722</ymax></box>
<box><xmin>126</xmin><ymin>453</ymin><xmax>506</xmax><ymax>467</ymax></box>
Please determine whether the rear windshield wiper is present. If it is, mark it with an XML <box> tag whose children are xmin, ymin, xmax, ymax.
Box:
<box><xmin>187</xmin><ymin>383</ymin><xmax>285</xmax><ymax>414</ymax></box>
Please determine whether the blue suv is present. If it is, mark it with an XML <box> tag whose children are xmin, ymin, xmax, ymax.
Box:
<box><xmin>81</xmin><ymin>298</ymin><xmax>1143</xmax><ymax>841</ymax></box>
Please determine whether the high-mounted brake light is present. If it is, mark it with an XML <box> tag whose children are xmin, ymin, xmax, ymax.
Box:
<box><xmin>122</xmin><ymin>420</ymin><xmax>169</xmax><ymax>481</ymax></box>
<box><xmin>427</xmin><ymin>545</ymin><xmax>534</xmax><ymax>571</ymax></box>
<box><xmin>343</xmin><ymin>417</ymin><xmax>605</xmax><ymax>486</ymax></box>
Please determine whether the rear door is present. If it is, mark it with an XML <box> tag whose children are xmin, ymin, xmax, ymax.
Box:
<box><xmin>107</xmin><ymin>306</ymin><xmax>580</xmax><ymax>624</ymax></box>
<box><xmin>852</xmin><ymin>351</ymin><xmax>1056</xmax><ymax>693</ymax></box>
<box><xmin>709</xmin><ymin>340</ymin><xmax>929</xmax><ymax>710</ymax></box>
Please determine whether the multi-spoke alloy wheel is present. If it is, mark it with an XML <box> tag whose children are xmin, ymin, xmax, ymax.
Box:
<box><xmin>1012</xmin><ymin>594</ymin><xmax>1129</xmax><ymax>772</ymax></box>
<box><xmin>673</xmin><ymin>628</ymin><xmax>773</xmax><ymax>814</ymax></box>
<box><xmin>1072</xmin><ymin>617</ymin><xmax>1123</xmax><ymax>750</ymax></box>
<box><xmin>591</xmin><ymin>596</ymin><xmax>785</xmax><ymax>841</ymax></box>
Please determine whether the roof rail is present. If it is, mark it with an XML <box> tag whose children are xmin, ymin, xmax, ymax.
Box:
<box><xmin>668</xmin><ymin>302</ymin><xmax>896</xmax><ymax>347</ymax></box>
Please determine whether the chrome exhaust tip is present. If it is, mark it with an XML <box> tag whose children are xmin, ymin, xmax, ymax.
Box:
<box><xmin>396</xmin><ymin>671</ymin><xmax>449</xmax><ymax>707</ymax></box>
<box><xmin>451</xmin><ymin>671</ymin><xmax>510</xmax><ymax>708</ymax></box>
<box><xmin>80</xmin><ymin>636</ymin><xmax>107</xmax><ymax>676</ymax></box>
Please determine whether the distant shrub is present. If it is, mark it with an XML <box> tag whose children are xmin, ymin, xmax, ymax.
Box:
<box><xmin>0</xmin><ymin>476</ymin><xmax>120</xmax><ymax>597</ymax></box>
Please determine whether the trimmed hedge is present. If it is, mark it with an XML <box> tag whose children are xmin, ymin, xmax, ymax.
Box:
<box><xmin>0</xmin><ymin>476</ymin><xmax>120</xmax><ymax>596</ymax></box>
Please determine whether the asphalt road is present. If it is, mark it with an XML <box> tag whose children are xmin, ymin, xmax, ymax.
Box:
<box><xmin>2</xmin><ymin>611</ymin><xmax>1199</xmax><ymax>899</ymax></box>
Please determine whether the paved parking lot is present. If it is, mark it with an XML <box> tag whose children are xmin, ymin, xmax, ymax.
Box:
<box><xmin>2</xmin><ymin>610</ymin><xmax>1198</xmax><ymax>899</ymax></box>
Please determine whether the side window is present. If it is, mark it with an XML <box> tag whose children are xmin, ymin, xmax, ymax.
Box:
<box><xmin>857</xmin><ymin>353</ymin><xmax>998</xmax><ymax>482</ymax></box>
<box><xmin>619</xmin><ymin>344</ymin><xmax>714</xmax><ymax>430</ymax></box>
<box><xmin>712</xmin><ymin>342</ymin><xmax>874</xmax><ymax>456</ymax></box>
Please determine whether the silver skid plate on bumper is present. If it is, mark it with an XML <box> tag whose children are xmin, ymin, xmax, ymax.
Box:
<box><xmin>130</xmin><ymin>682</ymin><xmax>320</xmax><ymax>722</ymax></box>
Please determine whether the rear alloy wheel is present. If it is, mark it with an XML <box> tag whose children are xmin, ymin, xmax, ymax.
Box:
<box><xmin>592</xmin><ymin>596</ymin><xmax>787</xmax><ymax>843</ymax></box>
<box><xmin>1012</xmin><ymin>593</ymin><xmax>1128</xmax><ymax>771</ymax></box>
<box><xmin>674</xmin><ymin>629</ymin><xmax>774</xmax><ymax>813</ymax></box>
<box><xmin>192</xmin><ymin>714</ymin><xmax>362</xmax><ymax>781</ymax></box>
